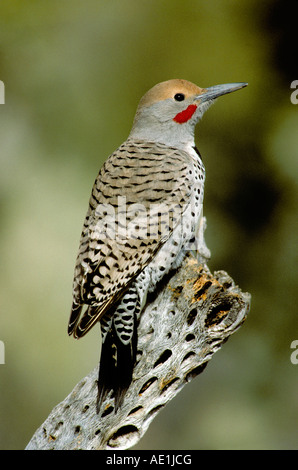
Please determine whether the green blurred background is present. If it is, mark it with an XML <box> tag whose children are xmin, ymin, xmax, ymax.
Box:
<box><xmin>0</xmin><ymin>0</ymin><xmax>297</xmax><ymax>450</ymax></box>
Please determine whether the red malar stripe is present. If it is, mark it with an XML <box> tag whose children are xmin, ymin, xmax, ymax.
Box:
<box><xmin>173</xmin><ymin>104</ymin><xmax>197</xmax><ymax>124</ymax></box>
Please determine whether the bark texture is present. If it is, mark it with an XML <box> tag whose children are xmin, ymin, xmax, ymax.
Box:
<box><xmin>26</xmin><ymin>219</ymin><xmax>250</xmax><ymax>450</ymax></box>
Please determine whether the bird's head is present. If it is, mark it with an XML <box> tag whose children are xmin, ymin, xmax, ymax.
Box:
<box><xmin>129</xmin><ymin>79</ymin><xmax>247</xmax><ymax>149</ymax></box>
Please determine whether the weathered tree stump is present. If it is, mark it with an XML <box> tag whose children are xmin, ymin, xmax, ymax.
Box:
<box><xmin>26</xmin><ymin>218</ymin><xmax>250</xmax><ymax>450</ymax></box>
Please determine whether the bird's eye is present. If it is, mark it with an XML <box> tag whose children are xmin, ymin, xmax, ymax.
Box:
<box><xmin>174</xmin><ymin>93</ymin><xmax>185</xmax><ymax>102</ymax></box>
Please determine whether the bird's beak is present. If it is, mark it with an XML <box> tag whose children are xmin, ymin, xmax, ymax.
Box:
<box><xmin>196</xmin><ymin>82</ymin><xmax>248</xmax><ymax>103</ymax></box>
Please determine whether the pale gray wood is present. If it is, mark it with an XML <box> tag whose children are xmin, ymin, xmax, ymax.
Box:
<box><xmin>26</xmin><ymin>218</ymin><xmax>250</xmax><ymax>450</ymax></box>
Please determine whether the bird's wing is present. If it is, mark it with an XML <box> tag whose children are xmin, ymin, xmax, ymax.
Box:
<box><xmin>68</xmin><ymin>139</ymin><xmax>194</xmax><ymax>337</ymax></box>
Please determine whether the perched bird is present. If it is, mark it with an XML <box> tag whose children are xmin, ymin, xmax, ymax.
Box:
<box><xmin>68</xmin><ymin>79</ymin><xmax>247</xmax><ymax>411</ymax></box>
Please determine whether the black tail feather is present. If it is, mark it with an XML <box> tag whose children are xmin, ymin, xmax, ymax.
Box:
<box><xmin>96</xmin><ymin>316</ymin><xmax>137</xmax><ymax>413</ymax></box>
<box><xmin>96</xmin><ymin>330</ymin><xmax>117</xmax><ymax>413</ymax></box>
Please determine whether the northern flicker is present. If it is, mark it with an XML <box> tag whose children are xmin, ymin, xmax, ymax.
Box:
<box><xmin>68</xmin><ymin>79</ymin><xmax>247</xmax><ymax>411</ymax></box>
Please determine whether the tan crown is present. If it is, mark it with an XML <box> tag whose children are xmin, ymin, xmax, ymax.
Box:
<box><xmin>136</xmin><ymin>79</ymin><xmax>205</xmax><ymax>110</ymax></box>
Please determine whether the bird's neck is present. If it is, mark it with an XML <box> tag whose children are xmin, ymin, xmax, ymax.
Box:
<box><xmin>129</xmin><ymin>119</ymin><xmax>196</xmax><ymax>153</ymax></box>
